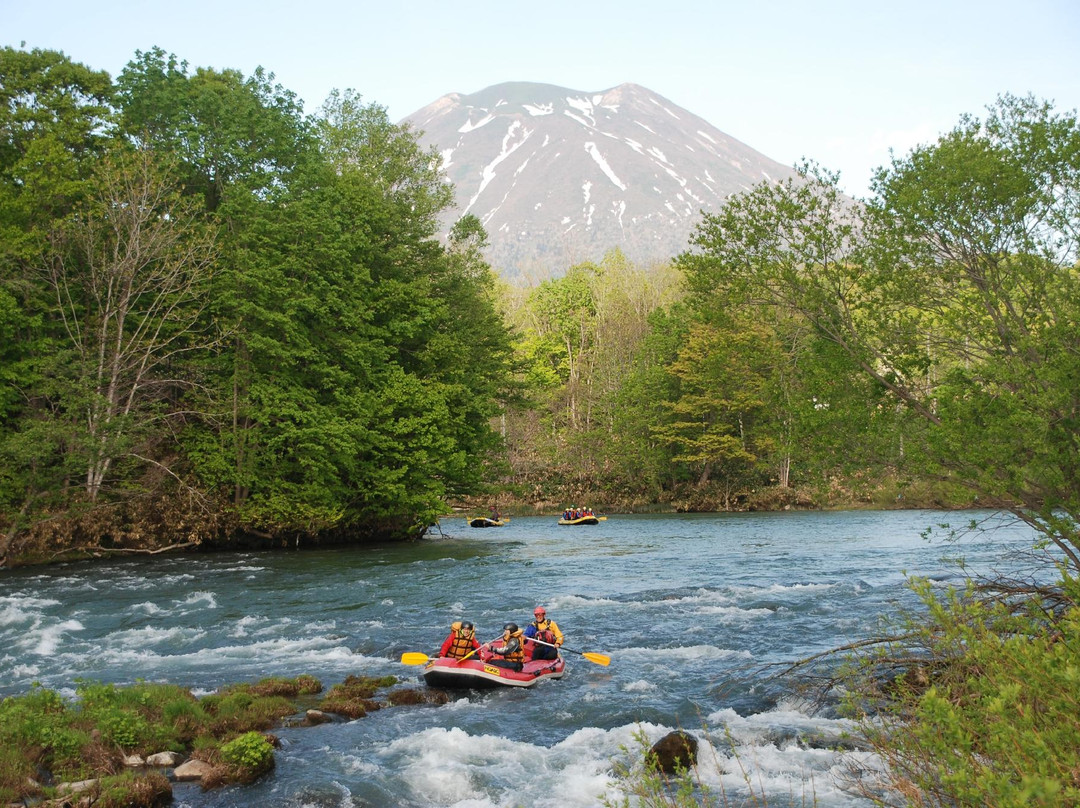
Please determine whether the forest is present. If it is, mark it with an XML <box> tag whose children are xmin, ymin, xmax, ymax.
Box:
<box><xmin>1</xmin><ymin>46</ymin><xmax>1078</xmax><ymax>572</ymax></box>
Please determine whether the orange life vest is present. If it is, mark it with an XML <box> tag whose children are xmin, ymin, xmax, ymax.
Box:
<box><xmin>494</xmin><ymin>629</ymin><xmax>525</xmax><ymax>663</ymax></box>
<box><xmin>447</xmin><ymin>629</ymin><xmax>475</xmax><ymax>659</ymax></box>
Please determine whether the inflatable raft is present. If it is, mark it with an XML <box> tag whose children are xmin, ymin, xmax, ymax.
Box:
<box><xmin>557</xmin><ymin>515</ymin><xmax>599</xmax><ymax>525</ymax></box>
<box><xmin>469</xmin><ymin>517</ymin><xmax>506</xmax><ymax>527</ymax></box>
<box><xmin>422</xmin><ymin>655</ymin><xmax>565</xmax><ymax>688</ymax></box>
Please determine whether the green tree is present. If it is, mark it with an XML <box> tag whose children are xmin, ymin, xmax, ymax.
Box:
<box><xmin>116</xmin><ymin>47</ymin><xmax>307</xmax><ymax>213</ymax></box>
<box><xmin>521</xmin><ymin>264</ymin><xmax>598</xmax><ymax>433</ymax></box>
<box><xmin>507</xmin><ymin>251</ymin><xmax>682</xmax><ymax>494</ymax></box>
<box><xmin>0</xmin><ymin>48</ymin><xmax>119</xmax><ymax>561</ymax></box>
<box><xmin>680</xmin><ymin>95</ymin><xmax>1080</xmax><ymax>534</ymax></box>
<box><xmin>859</xmin><ymin>95</ymin><xmax>1080</xmax><ymax>561</ymax></box>
<box><xmin>608</xmin><ymin>306</ymin><xmax>687</xmax><ymax>495</ymax></box>
<box><xmin>0</xmin><ymin>144</ymin><xmax>218</xmax><ymax>562</ymax></box>
<box><xmin>45</xmin><ymin>145</ymin><xmax>218</xmax><ymax>502</ymax></box>
<box><xmin>187</xmin><ymin>90</ymin><xmax>512</xmax><ymax>540</ymax></box>
<box><xmin>649</xmin><ymin>315</ymin><xmax>777</xmax><ymax>504</ymax></box>
<box><xmin>0</xmin><ymin>46</ymin><xmax>115</xmax><ymax>264</ymax></box>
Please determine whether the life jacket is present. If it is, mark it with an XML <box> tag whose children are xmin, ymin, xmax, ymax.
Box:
<box><xmin>494</xmin><ymin>629</ymin><xmax>525</xmax><ymax>663</ymax></box>
<box><xmin>529</xmin><ymin>619</ymin><xmax>559</xmax><ymax>659</ymax></box>
<box><xmin>533</xmin><ymin>621</ymin><xmax>557</xmax><ymax>646</ymax></box>
<box><xmin>446</xmin><ymin>624</ymin><xmax>476</xmax><ymax>659</ymax></box>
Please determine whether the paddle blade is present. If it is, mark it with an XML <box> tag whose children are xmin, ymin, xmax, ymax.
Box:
<box><xmin>400</xmin><ymin>652</ymin><xmax>431</xmax><ymax>665</ymax></box>
<box><xmin>582</xmin><ymin>652</ymin><xmax>611</xmax><ymax>666</ymax></box>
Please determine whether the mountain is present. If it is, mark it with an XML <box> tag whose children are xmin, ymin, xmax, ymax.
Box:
<box><xmin>401</xmin><ymin>81</ymin><xmax>798</xmax><ymax>280</ymax></box>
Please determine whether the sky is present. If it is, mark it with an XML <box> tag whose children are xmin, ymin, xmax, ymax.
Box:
<box><xmin>5</xmin><ymin>0</ymin><xmax>1079</xmax><ymax>198</ymax></box>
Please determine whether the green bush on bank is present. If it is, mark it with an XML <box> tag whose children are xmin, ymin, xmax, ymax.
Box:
<box><xmin>219</xmin><ymin>732</ymin><xmax>275</xmax><ymax>783</ymax></box>
<box><xmin>847</xmin><ymin>575</ymin><xmax>1080</xmax><ymax>807</ymax></box>
<box><xmin>0</xmin><ymin>675</ymin><xmax>326</xmax><ymax>805</ymax></box>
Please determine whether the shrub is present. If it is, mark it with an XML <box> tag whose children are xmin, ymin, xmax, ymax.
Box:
<box><xmin>218</xmin><ymin>732</ymin><xmax>275</xmax><ymax>783</ymax></box>
<box><xmin>240</xmin><ymin>674</ymin><xmax>324</xmax><ymax>698</ymax></box>
<box><xmin>203</xmin><ymin>690</ymin><xmax>296</xmax><ymax>735</ymax></box>
<box><xmin>319</xmin><ymin>675</ymin><xmax>396</xmax><ymax>718</ymax></box>
<box><xmin>97</xmin><ymin>707</ymin><xmax>152</xmax><ymax>749</ymax></box>
<box><xmin>220</xmin><ymin>731</ymin><xmax>274</xmax><ymax>769</ymax></box>
<box><xmin>0</xmin><ymin>744</ymin><xmax>37</xmax><ymax>804</ymax></box>
<box><xmin>846</xmin><ymin>575</ymin><xmax>1080</xmax><ymax>807</ymax></box>
<box><xmin>0</xmin><ymin>672</ymin><xmax>326</xmax><ymax>801</ymax></box>
<box><xmin>39</xmin><ymin>724</ymin><xmax>94</xmax><ymax>779</ymax></box>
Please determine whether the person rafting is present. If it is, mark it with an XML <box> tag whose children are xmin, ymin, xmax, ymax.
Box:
<box><xmin>485</xmin><ymin>622</ymin><xmax>525</xmax><ymax>671</ymax></box>
<box><xmin>523</xmin><ymin>606</ymin><xmax>563</xmax><ymax>660</ymax></box>
<box><xmin>439</xmin><ymin>620</ymin><xmax>480</xmax><ymax>660</ymax></box>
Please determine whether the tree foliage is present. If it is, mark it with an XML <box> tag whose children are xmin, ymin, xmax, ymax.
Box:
<box><xmin>679</xmin><ymin>95</ymin><xmax>1080</xmax><ymax>552</ymax></box>
<box><xmin>0</xmin><ymin>47</ymin><xmax>514</xmax><ymax>561</ymax></box>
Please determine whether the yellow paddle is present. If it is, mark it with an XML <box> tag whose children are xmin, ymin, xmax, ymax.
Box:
<box><xmin>529</xmin><ymin>636</ymin><xmax>610</xmax><ymax>666</ymax></box>
<box><xmin>399</xmin><ymin>634</ymin><xmax>500</xmax><ymax>666</ymax></box>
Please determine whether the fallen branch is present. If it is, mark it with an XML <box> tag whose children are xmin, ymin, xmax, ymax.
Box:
<box><xmin>49</xmin><ymin>541</ymin><xmax>200</xmax><ymax>560</ymax></box>
<box><xmin>771</xmin><ymin>632</ymin><xmax>920</xmax><ymax>678</ymax></box>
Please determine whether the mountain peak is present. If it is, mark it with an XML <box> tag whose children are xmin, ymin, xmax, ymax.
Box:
<box><xmin>403</xmin><ymin>81</ymin><xmax>796</xmax><ymax>279</ymax></box>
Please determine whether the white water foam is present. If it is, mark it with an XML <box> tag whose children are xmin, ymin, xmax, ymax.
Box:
<box><xmin>618</xmin><ymin>644</ymin><xmax>753</xmax><ymax>663</ymax></box>
<box><xmin>30</xmin><ymin>619</ymin><xmax>85</xmax><ymax>656</ymax></box>
<box><xmin>326</xmin><ymin>718</ymin><xmax>870</xmax><ymax>808</ymax></box>
<box><xmin>622</xmin><ymin>679</ymin><xmax>658</xmax><ymax>693</ymax></box>
<box><xmin>103</xmin><ymin>626</ymin><xmax>207</xmax><ymax>646</ymax></box>
<box><xmin>366</xmin><ymin>725</ymin><xmax>626</xmax><ymax>807</ymax></box>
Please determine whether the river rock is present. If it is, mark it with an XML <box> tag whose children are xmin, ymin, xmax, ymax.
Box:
<box><xmin>146</xmin><ymin>751</ymin><xmax>182</xmax><ymax>767</ymax></box>
<box><xmin>57</xmin><ymin>778</ymin><xmax>97</xmax><ymax>794</ymax></box>
<box><xmin>122</xmin><ymin>753</ymin><xmax>145</xmax><ymax>767</ymax></box>
<box><xmin>649</xmin><ymin>731</ymin><xmax>698</xmax><ymax>773</ymax></box>
<box><xmin>173</xmin><ymin>759</ymin><xmax>214</xmax><ymax>783</ymax></box>
<box><xmin>305</xmin><ymin>709</ymin><xmax>333</xmax><ymax>725</ymax></box>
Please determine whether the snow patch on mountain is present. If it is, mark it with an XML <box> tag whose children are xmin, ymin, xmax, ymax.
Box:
<box><xmin>586</xmin><ymin>142</ymin><xmax>627</xmax><ymax>191</ymax></box>
<box><xmin>459</xmin><ymin>112</ymin><xmax>495</xmax><ymax>133</ymax></box>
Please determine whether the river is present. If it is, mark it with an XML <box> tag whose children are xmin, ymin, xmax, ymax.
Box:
<box><xmin>0</xmin><ymin>510</ymin><xmax>1041</xmax><ymax>807</ymax></box>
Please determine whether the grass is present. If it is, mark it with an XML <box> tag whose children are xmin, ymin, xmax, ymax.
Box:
<box><xmin>0</xmin><ymin>673</ymin><xmax>405</xmax><ymax>806</ymax></box>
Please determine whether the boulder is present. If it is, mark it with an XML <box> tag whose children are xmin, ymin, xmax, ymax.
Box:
<box><xmin>649</xmin><ymin>731</ymin><xmax>698</xmax><ymax>774</ymax></box>
<box><xmin>122</xmin><ymin>754</ymin><xmax>145</xmax><ymax>767</ymax></box>
<box><xmin>57</xmin><ymin>778</ymin><xmax>97</xmax><ymax>794</ymax></box>
<box><xmin>304</xmin><ymin>709</ymin><xmax>333</xmax><ymax>725</ymax></box>
<box><xmin>173</xmin><ymin>759</ymin><xmax>214</xmax><ymax>783</ymax></box>
<box><xmin>146</xmin><ymin>751</ymin><xmax>182</xmax><ymax>767</ymax></box>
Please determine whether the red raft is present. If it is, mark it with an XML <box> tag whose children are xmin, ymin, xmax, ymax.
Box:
<box><xmin>422</xmin><ymin>655</ymin><xmax>566</xmax><ymax>689</ymax></box>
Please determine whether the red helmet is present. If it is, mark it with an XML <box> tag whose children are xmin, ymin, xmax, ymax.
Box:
<box><xmin>534</xmin><ymin>606</ymin><xmax>546</xmax><ymax>616</ymax></box>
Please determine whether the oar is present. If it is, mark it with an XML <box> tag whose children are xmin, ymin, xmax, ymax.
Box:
<box><xmin>456</xmin><ymin>638</ymin><xmax>492</xmax><ymax>663</ymax></box>
<box><xmin>529</xmin><ymin>636</ymin><xmax>610</xmax><ymax>666</ymax></box>
<box><xmin>399</xmin><ymin>635</ymin><xmax>499</xmax><ymax>666</ymax></box>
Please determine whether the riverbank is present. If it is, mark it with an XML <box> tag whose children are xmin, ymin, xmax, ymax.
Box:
<box><xmin>454</xmin><ymin>475</ymin><xmax>989</xmax><ymax>521</ymax></box>
<box><xmin>0</xmin><ymin>674</ymin><xmax>447</xmax><ymax>806</ymax></box>
<box><xmin>1</xmin><ymin>475</ymin><xmax>990</xmax><ymax>570</ymax></box>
